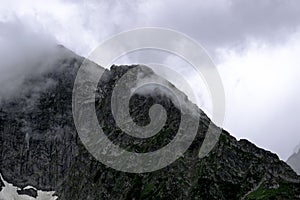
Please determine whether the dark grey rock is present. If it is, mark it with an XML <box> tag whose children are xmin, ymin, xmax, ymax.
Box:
<box><xmin>17</xmin><ymin>188</ymin><xmax>38</xmax><ymax>198</ymax></box>
<box><xmin>0</xmin><ymin>46</ymin><xmax>300</xmax><ymax>199</ymax></box>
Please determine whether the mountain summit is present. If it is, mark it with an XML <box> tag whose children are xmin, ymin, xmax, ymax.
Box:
<box><xmin>1</xmin><ymin>46</ymin><xmax>300</xmax><ymax>199</ymax></box>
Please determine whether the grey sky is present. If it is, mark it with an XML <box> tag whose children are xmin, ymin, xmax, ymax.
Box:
<box><xmin>0</xmin><ymin>0</ymin><xmax>300</xmax><ymax>160</ymax></box>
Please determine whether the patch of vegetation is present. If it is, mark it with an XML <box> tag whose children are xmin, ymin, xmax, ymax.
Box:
<box><xmin>245</xmin><ymin>180</ymin><xmax>300</xmax><ymax>200</ymax></box>
<box><xmin>140</xmin><ymin>183</ymin><xmax>155</xmax><ymax>198</ymax></box>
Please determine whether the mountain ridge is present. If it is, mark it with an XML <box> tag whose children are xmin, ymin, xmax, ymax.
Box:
<box><xmin>1</xmin><ymin>46</ymin><xmax>300</xmax><ymax>199</ymax></box>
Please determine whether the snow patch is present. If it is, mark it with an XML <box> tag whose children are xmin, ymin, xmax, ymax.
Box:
<box><xmin>0</xmin><ymin>174</ymin><xmax>57</xmax><ymax>200</ymax></box>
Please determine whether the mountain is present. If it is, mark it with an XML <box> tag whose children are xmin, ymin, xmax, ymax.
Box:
<box><xmin>1</xmin><ymin>46</ymin><xmax>300</xmax><ymax>199</ymax></box>
<box><xmin>287</xmin><ymin>148</ymin><xmax>300</xmax><ymax>175</ymax></box>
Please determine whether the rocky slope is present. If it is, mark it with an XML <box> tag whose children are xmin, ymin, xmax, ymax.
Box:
<box><xmin>1</xmin><ymin>46</ymin><xmax>300</xmax><ymax>199</ymax></box>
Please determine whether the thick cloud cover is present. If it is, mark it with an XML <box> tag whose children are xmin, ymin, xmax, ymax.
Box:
<box><xmin>0</xmin><ymin>17</ymin><xmax>58</xmax><ymax>100</ymax></box>
<box><xmin>2</xmin><ymin>0</ymin><xmax>300</xmax><ymax>57</ymax></box>
<box><xmin>1</xmin><ymin>0</ymin><xmax>300</xmax><ymax>159</ymax></box>
<box><xmin>138</xmin><ymin>0</ymin><xmax>300</xmax><ymax>54</ymax></box>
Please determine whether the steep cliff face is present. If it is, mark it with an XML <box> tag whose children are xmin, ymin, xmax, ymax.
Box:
<box><xmin>287</xmin><ymin>149</ymin><xmax>300</xmax><ymax>175</ymax></box>
<box><xmin>1</xmin><ymin>46</ymin><xmax>300</xmax><ymax>199</ymax></box>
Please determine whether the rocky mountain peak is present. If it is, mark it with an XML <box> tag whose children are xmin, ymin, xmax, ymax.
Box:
<box><xmin>1</xmin><ymin>46</ymin><xmax>300</xmax><ymax>199</ymax></box>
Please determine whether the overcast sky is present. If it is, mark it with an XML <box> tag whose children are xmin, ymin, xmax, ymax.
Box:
<box><xmin>1</xmin><ymin>0</ymin><xmax>300</xmax><ymax>160</ymax></box>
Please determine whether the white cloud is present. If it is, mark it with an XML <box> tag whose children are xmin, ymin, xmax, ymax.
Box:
<box><xmin>2</xmin><ymin>0</ymin><xmax>300</xmax><ymax>57</ymax></box>
<box><xmin>218</xmin><ymin>31</ymin><xmax>300</xmax><ymax>159</ymax></box>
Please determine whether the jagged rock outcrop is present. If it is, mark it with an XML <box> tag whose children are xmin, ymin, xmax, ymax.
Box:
<box><xmin>1</xmin><ymin>46</ymin><xmax>300</xmax><ymax>199</ymax></box>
